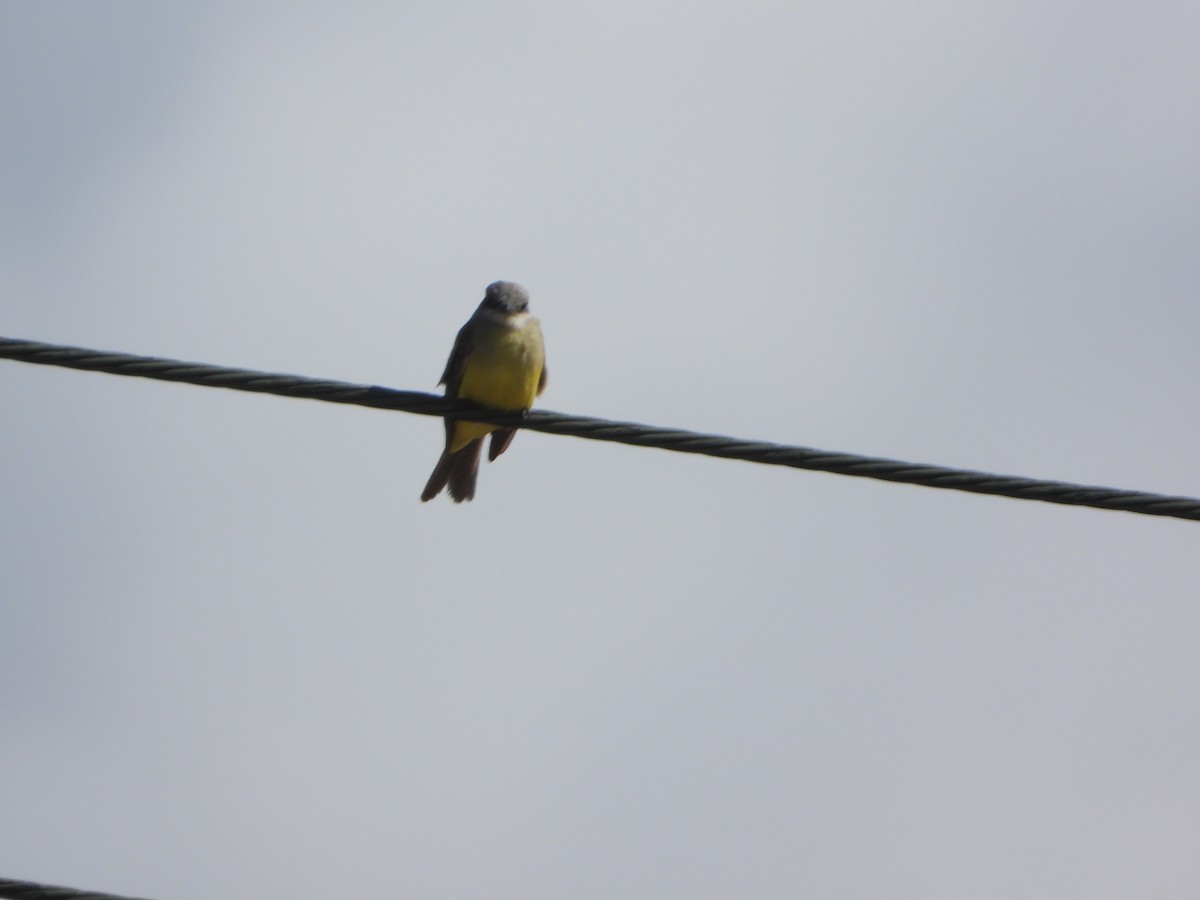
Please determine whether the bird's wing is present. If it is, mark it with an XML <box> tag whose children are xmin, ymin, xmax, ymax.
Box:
<box><xmin>438</xmin><ymin>318</ymin><xmax>475</xmax><ymax>397</ymax></box>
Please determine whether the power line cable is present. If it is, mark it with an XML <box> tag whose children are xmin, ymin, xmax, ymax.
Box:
<box><xmin>0</xmin><ymin>876</ymin><xmax>156</xmax><ymax>900</ymax></box>
<box><xmin>2</xmin><ymin>335</ymin><xmax>1197</xmax><ymax>522</ymax></box>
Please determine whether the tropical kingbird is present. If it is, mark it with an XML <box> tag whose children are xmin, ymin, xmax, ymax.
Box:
<box><xmin>420</xmin><ymin>281</ymin><xmax>547</xmax><ymax>503</ymax></box>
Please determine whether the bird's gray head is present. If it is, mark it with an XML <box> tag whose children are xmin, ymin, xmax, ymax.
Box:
<box><xmin>482</xmin><ymin>281</ymin><xmax>530</xmax><ymax>313</ymax></box>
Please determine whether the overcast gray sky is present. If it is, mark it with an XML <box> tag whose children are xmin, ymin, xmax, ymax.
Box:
<box><xmin>3</xmin><ymin>3</ymin><xmax>1199</xmax><ymax>899</ymax></box>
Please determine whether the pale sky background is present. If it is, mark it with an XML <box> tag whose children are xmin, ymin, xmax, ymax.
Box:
<box><xmin>2</xmin><ymin>3</ymin><xmax>1199</xmax><ymax>899</ymax></box>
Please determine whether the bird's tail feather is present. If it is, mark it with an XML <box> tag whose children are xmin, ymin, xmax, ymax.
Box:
<box><xmin>421</xmin><ymin>439</ymin><xmax>484</xmax><ymax>503</ymax></box>
<box><xmin>420</xmin><ymin>448</ymin><xmax>453</xmax><ymax>502</ymax></box>
<box><xmin>447</xmin><ymin>439</ymin><xmax>484</xmax><ymax>502</ymax></box>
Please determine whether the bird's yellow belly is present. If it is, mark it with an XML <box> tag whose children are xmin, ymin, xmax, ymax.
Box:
<box><xmin>450</xmin><ymin>329</ymin><xmax>542</xmax><ymax>451</ymax></box>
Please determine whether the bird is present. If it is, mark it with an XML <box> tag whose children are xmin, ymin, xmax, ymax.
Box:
<box><xmin>421</xmin><ymin>281</ymin><xmax>547</xmax><ymax>502</ymax></box>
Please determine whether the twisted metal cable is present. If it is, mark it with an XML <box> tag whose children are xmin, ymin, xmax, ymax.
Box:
<box><xmin>0</xmin><ymin>877</ymin><xmax>155</xmax><ymax>900</ymax></box>
<box><xmin>2</xmin><ymin>335</ymin><xmax>1198</xmax><ymax>521</ymax></box>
